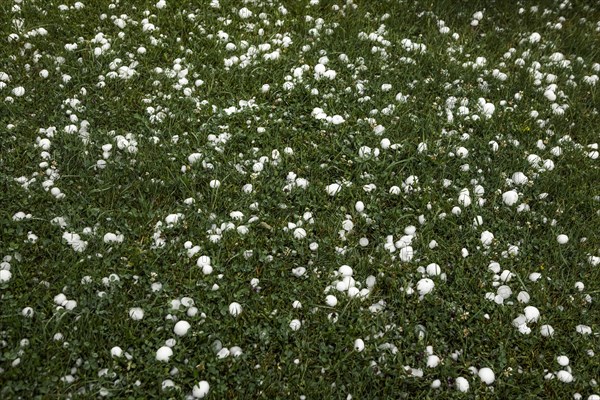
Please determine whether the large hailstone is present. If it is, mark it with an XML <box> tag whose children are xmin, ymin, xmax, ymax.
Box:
<box><xmin>192</xmin><ymin>381</ymin><xmax>210</xmax><ymax>398</ymax></box>
<box><xmin>502</xmin><ymin>190</ymin><xmax>519</xmax><ymax>206</ymax></box>
<box><xmin>416</xmin><ymin>278</ymin><xmax>435</xmax><ymax>296</ymax></box>
<box><xmin>229</xmin><ymin>302</ymin><xmax>242</xmax><ymax>316</ymax></box>
<box><xmin>480</xmin><ymin>231</ymin><xmax>494</xmax><ymax>246</ymax></box>
<box><xmin>478</xmin><ymin>367</ymin><xmax>495</xmax><ymax>384</ymax></box>
<box><xmin>174</xmin><ymin>320</ymin><xmax>191</xmax><ymax>336</ymax></box>
<box><xmin>524</xmin><ymin>306</ymin><xmax>540</xmax><ymax>323</ymax></box>
<box><xmin>353</xmin><ymin>338</ymin><xmax>365</xmax><ymax>352</ymax></box>
<box><xmin>455</xmin><ymin>377</ymin><xmax>470</xmax><ymax>392</ymax></box>
<box><xmin>156</xmin><ymin>346</ymin><xmax>173</xmax><ymax>362</ymax></box>
<box><xmin>325</xmin><ymin>183</ymin><xmax>341</xmax><ymax>196</ymax></box>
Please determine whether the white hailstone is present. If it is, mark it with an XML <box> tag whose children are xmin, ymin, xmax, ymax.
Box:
<box><xmin>192</xmin><ymin>381</ymin><xmax>210</xmax><ymax>398</ymax></box>
<box><xmin>500</xmin><ymin>270</ymin><xmax>513</xmax><ymax>282</ymax></box>
<box><xmin>497</xmin><ymin>285</ymin><xmax>512</xmax><ymax>299</ymax></box>
<box><xmin>429</xmin><ymin>240</ymin><xmax>438</xmax><ymax>249</ymax></box>
<box><xmin>355</xmin><ymin>201</ymin><xmax>365</xmax><ymax>213</ymax></box>
<box><xmin>556</xmin><ymin>355</ymin><xmax>569</xmax><ymax>366</ymax></box>
<box><xmin>209</xmin><ymin>180</ymin><xmax>220</xmax><ymax>189</ymax></box>
<box><xmin>574</xmin><ymin>282</ymin><xmax>584</xmax><ymax>291</ymax></box>
<box><xmin>512</xmin><ymin>172</ymin><xmax>528</xmax><ymax>185</ymax></box>
<box><xmin>557</xmin><ymin>234</ymin><xmax>569</xmax><ymax>244</ymax></box>
<box><xmin>426</xmin><ymin>263</ymin><xmax>441</xmax><ymax>276</ymax></box>
<box><xmin>12</xmin><ymin>86</ymin><xmax>25</xmax><ymax>97</ymax></box>
<box><xmin>187</xmin><ymin>307</ymin><xmax>199</xmax><ymax>317</ymax></box>
<box><xmin>293</xmin><ymin>228</ymin><xmax>307</xmax><ymax>239</ymax></box>
<box><xmin>524</xmin><ymin>306</ymin><xmax>540</xmax><ymax>323</ymax></box>
<box><xmin>156</xmin><ymin>346</ymin><xmax>173</xmax><ymax>362</ymax></box>
<box><xmin>480</xmin><ymin>231</ymin><xmax>494</xmax><ymax>246</ymax></box>
<box><xmin>155</xmin><ymin>0</ymin><xmax>166</xmax><ymax>8</ymax></box>
<box><xmin>162</xmin><ymin>380</ymin><xmax>176</xmax><ymax>390</ymax></box>
<box><xmin>502</xmin><ymin>190</ymin><xmax>519</xmax><ymax>206</ymax></box>
<box><xmin>289</xmin><ymin>319</ymin><xmax>302</xmax><ymax>331</ymax></box>
<box><xmin>174</xmin><ymin>320</ymin><xmax>191</xmax><ymax>337</ymax></box>
<box><xmin>575</xmin><ymin>325</ymin><xmax>592</xmax><ymax>335</ymax></box>
<box><xmin>202</xmin><ymin>265</ymin><xmax>213</xmax><ymax>275</ymax></box>
<box><xmin>230</xmin><ymin>346</ymin><xmax>243</xmax><ymax>357</ymax></box>
<box><xmin>325</xmin><ymin>295</ymin><xmax>338</xmax><ymax>307</ymax></box>
<box><xmin>431</xmin><ymin>379</ymin><xmax>441</xmax><ymax>389</ymax></box>
<box><xmin>292</xmin><ymin>267</ymin><xmax>306</xmax><ymax>277</ymax></box>
<box><xmin>399</xmin><ymin>246</ymin><xmax>414</xmax><ymax>262</ymax></box>
<box><xmin>540</xmin><ymin>324</ymin><xmax>555</xmax><ymax>337</ymax></box>
<box><xmin>54</xmin><ymin>293</ymin><xmax>67</xmax><ymax>306</ymax></box>
<box><xmin>339</xmin><ymin>265</ymin><xmax>353</xmax><ymax>277</ymax></box>
<box><xmin>0</xmin><ymin>269</ymin><xmax>12</xmax><ymax>283</ymax></box>
<box><xmin>458</xmin><ymin>188</ymin><xmax>472</xmax><ymax>207</ymax></box>
<box><xmin>517</xmin><ymin>291</ymin><xmax>530</xmax><ymax>303</ymax></box>
<box><xmin>216</xmin><ymin>348</ymin><xmax>230</xmax><ymax>359</ymax></box>
<box><xmin>129</xmin><ymin>307</ymin><xmax>144</xmax><ymax>320</ymax></box>
<box><xmin>456</xmin><ymin>377</ymin><xmax>470</xmax><ymax>392</ymax></box>
<box><xmin>381</xmin><ymin>138</ymin><xmax>391</xmax><ymax>149</ymax></box>
<box><xmin>22</xmin><ymin>307</ymin><xmax>34</xmax><ymax>317</ymax></box>
<box><xmin>557</xmin><ymin>370</ymin><xmax>573</xmax><ymax>383</ymax></box>
<box><xmin>325</xmin><ymin>183</ymin><xmax>341</xmax><ymax>196</ymax></box>
<box><xmin>427</xmin><ymin>355</ymin><xmax>441</xmax><ymax>368</ymax></box>
<box><xmin>229</xmin><ymin>302</ymin><xmax>242</xmax><ymax>316</ymax></box>
<box><xmin>416</xmin><ymin>278</ymin><xmax>435</xmax><ymax>296</ymax></box>
<box><xmin>348</xmin><ymin>287</ymin><xmax>360</xmax><ymax>297</ymax></box>
<box><xmin>342</xmin><ymin>220</ymin><xmax>354</xmax><ymax>231</ymax></box>
<box><xmin>111</xmin><ymin>346</ymin><xmax>123</xmax><ymax>357</ymax></box>
<box><xmin>331</xmin><ymin>115</ymin><xmax>345</xmax><ymax>125</ymax></box>
<box><xmin>292</xmin><ymin>300</ymin><xmax>302</xmax><ymax>309</ymax></box>
<box><xmin>477</xmin><ymin>368</ymin><xmax>495</xmax><ymax>385</ymax></box>
<box><xmin>529</xmin><ymin>272</ymin><xmax>542</xmax><ymax>282</ymax></box>
<box><xmin>354</xmin><ymin>338</ymin><xmax>365</xmax><ymax>352</ymax></box>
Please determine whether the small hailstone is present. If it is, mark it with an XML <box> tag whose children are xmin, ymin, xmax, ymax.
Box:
<box><xmin>426</xmin><ymin>355</ymin><xmax>440</xmax><ymax>368</ymax></box>
<box><xmin>339</xmin><ymin>265</ymin><xmax>353</xmax><ymax>277</ymax></box>
<box><xmin>517</xmin><ymin>291</ymin><xmax>530</xmax><ymax>303</ymax></box>
<box><xmin>289</xmin><ymin>319</ymin><xmax>302</xmax><ymax>331</ymax></box>
<box><xmin>502</xmin><ymin>190</ymin><xmax>519</xmax><ymax>206</ymax></box>
<box><xmin>111</xmin><ymin>346</ymin><xmax>123</xmax><ymax>358</ymax></box>
<box><xmin>325</xmin><ymin>295</ymin><xmax>338</xmax><ymax>307</ymax></box>
<box><xmin>416</xmin><ymin>278</ymin><xmax>435</xmax><ymax>296</ymax></box>
<box><xmin>192</xmin><ymin>381</ymin><xmax>210</xmax><ymax>398</ymax></box>
<box><xmin>576</xmin><ymin>325</ymin><xmax>592</xmax><ymax>335</ymax></box>
<box><xmin>229</xmin><ymin>302</ymin><xmax>242</xmax><ymax>316</ymax></box>
<box><xmin>293</xmin><ymin>228</ymin><xmax>307</xmax><ymax>239</ymax></box>
<box><xmin>480</xmin><ymin>231</ymin><xmax>494</xmax><ymax>246</ymax></box>
<box><xmin>156</xmin><ymin>346</ymin><xmax>173</xmax><ymax>362</ymax></box>
<box><xmin>478</xmin><ymin>367</ymin><xmax>495</xmax><ymax>384</ymax></box>
<box><xmin>129</xmin><ymin>307</ymin><xmax>144</xmax><ymax>320</ymax></box>
<box><xmin>426</xmin><ymin>263</ymin><xmax>441</xmax><ymax>276</ymax></box>
<box><xmin>22</xmin><ymin>307</ymin><xmax>34</xmax><ymax>317</ymax></box>
<box><xmin>512</xmin><ymin>172</ymin><xmax>528</xmax><ymax>185</ymax></box>
<box><xmin>0</xmin><ymin>270</ymin><xmax>12</xmax><ymax>283</ymax></box>
<box><xmin>174</xmin><ymin>320</ymin><xmax>191</xmax><ymax>337</ymax></box>
<box><xmin>355</xmin><ymin>201</ymin><xmax>365</xmax><ymax>213</ymax></box>
<box><xmin>557</xmin><ymin>370</ymin><xmax>573</xmax><ymax>383</ymax></box>
<box><xmin>455</xmin><ymin>377</ymin><xmax>470</xmax><ymax>392</ymax></box>
<box><xmin>556</xmin><ymin>355</ymin><xmax>569</xmax><ymax>366</ymax></box>
<box><xmin>354</xmin><ymin>338</ymin><xmax>365</xmax><ymax>352</ymax></box>
<box><xmin>431</xmin><ymin>379</ymin><xmax>441</xmax><ymax>389</ymax></box>
<box><xmin>325</xmin><ymin>183</ymin><xmax>341</xmax><ymax>196</ymax></box>
<box><xmin>575</xmin><ymin>282</ymin><xmax>584</xmax><ymax>291</ymax></box>
<box><xmin>557</xmin><ymin>234</ymin><xmax>569</xmax><ymax>244</ymax></box>
<box><xmin>524</xmin><ymin>306</ymin><xmax>540</xmax><ymax>323</ymax></box>
<box><xmin>209</xmin><ymin>180</ymin><xmax>220</xmax><ymax>189</ymax></box>
<box><xmin>216</xmin><ymin>348</ymin><xmax>230</xmax><ymax>359</ymax></box>
<box><xmin>529</xmin><ymin>272</ymin><xmax>542</xmax><ymax>282</ymax></box>
<box><xmin>540</xmin><ymin>325</ymin><xmax>555</xmax><ymax>337</ymax></box>
<box><xmin>162</xmin><ymin>380</ymin><xmax>176</xmax><ymax>390</ymax></box>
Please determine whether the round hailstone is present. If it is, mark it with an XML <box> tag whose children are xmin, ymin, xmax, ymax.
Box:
<box><xmin>162</xmin><ymin>379</ymin><xmax>176</xmax><ymax>391</ymax></box>
<box><xmin>458</xmin><ymin>188</ymin><xmax>472</xmax><ymax>207</ymax></box>
<box><xmin>0</xmin><ymin>269</ymin><xmax>12</xmax><ymax>283</ymax></box>
<box><xmin>416</xmin><ymin>278</ymin><xmax>435</xmax><ymax>296</ymax></box>
<box><xmin>353</xmin><ymin>338</ymin><xmax>365</xmax><ymax>352</ymax></box>
<box><xmin>156</xmin><ymin>346</ymin><xmax>173</xmax><ymax>362</ymax></box>
<box><xmin>431</xmin><ymin>379</ymin><xmax>441</xmax><ymax>389</ymax></box>
<box><xmin>230</xmin><ymin>346</ymin><xmax>243</xmax><ymax>357</ymax></box>
<box><xmin>540</xmin><ymin>324</ymin><xmax>555</xmax><ymax>337</ymax></box>
<box><xmin>524</xmin><ymin>306</ymin><xmax>540</xmax><ymax>323</ymax></box>
<box><xmin>480</xmin><ymin>231</ymin><xmax>494</xmax><ymax>246</ymax></box>
<box><xmin>174</xmin><ymin>320</ymin><xmax>191</xmax><ymax>337</ymax></box>
<box><xmin>426</xmin><ymin>263</ymin><xmax>441</xmax><ymax>276</ymax></box>
<box><xmin>192</xmin><ymin>381</ymin><xmax>210</xmax><ymax>398</ymax></box>
<box><xmin>325</xmin><ymin>295</ymin><xmax>338</xmax><ymax>307</ymax></box>
<box><xmin>497</xmin><ymin>285</ymin><xmax>512</xmax><ymax>299</ymax></box>
<box><xmin>512</xmin><ymin>172</ymin><xmax>528</xmax><ymax>185</ymax></box>
<box><xmin>502</xmin><ymin>190</ymin><xmax>519</xmax><ymax>206</ymax></box>
<box><xmin>478</xmin><ymin>367</ymin><xmax>495</xmax><ymax>384</ymax></box>
<box><xmin>289</xmin><ymin>319</ymin><xmax>301</xmax><ymax>331</ymax></box>
<box><xmin>557</xmin><ymin>234</ymin><xmax>569</xmax><ymax>244</ymax></box>
<box><xmin>575</xmin><ymin>325</ymin><xmax>592</xmax><ymax>335</ymax></box>
<box><xmin>22</xmin><ymin>307</ymin><xmax>34</xmax><ymax>317</ymax></box>
<box><xmin>348</xmin><ymin>287</ymin><xmax>360</xmax><ymax>298</ymax></box>
<box><xmin>325</xmin><ymin>183</ymin><xmax>341</xmax><ymax>196</ymax></box>
<box><xmin>355</xmin><ymin>201</ymin><xmax>365</xmax><ymax>213</ymax></box>
<box><xmin>426</xmin><ymin>355</ymin><xmax>440</xmax><ymax>368</ymax></box>
<box><xmin>228</xmin><ymin>302</ymin><xmax>242</xmax><ymax>317</ymax></box>
<box><xmin>399</xmin><ymin>246</ymin><xmax>414</xmax><ymax>262</ymax></box>
<box><xmin>293</xmin><ymin>228</ymin><xmax>307</xmax><ymax>239</ymax></box>
<box><xmin>456</xmin><ymin>377</ymin><xmax>470</xmax><ymax>392</ymax></box>
<box><xmin>517</xmin><ymin>291</ymin><xmax>530</xmax><ymax>304</ymax></box>
<box><xmin>129</xmin><ymin>307</ymin><xmax>144</xmax><ymax>320</ymax></box>
<box><xmin>556</xmin><ymin>370</ymin><xmax>573</xmax><ymax>383</ymax></box>
<box><xmin>339</xmin><ymin>265</ymin><xmax>353</xmax><ymax>277</ymax></box>
<box><xmin>556</xmin><ymin>355</ymin><xmax>569</xmax><ymax>366</ymax></box>
<box><xmin>110</xmin><ymin>346</ymin><xmax>123</xmax><ymax>358</ymax></box>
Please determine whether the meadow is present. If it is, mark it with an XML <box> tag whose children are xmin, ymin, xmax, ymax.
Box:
<box><xmin>1</xmin><ymin>0</ymin><xmax>599</xmax><ymax>398</ymax></box>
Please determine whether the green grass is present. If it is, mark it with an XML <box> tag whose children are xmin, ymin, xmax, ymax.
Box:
<box><xmin>1</xmin><ymin>0</ymin><xmax>599</xmax><ymax>398</ymax></box>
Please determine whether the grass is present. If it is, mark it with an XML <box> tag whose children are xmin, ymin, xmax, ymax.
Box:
<box><xmin>1</xmin><ymin>0</ymin><xmax>599</xmax><ymax>398</ymax></box>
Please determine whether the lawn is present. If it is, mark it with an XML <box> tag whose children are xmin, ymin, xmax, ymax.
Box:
<box><xmin>1</xmin><ymin>0</ymin><xmax>599</xmax><ymax>398</ymax></box>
